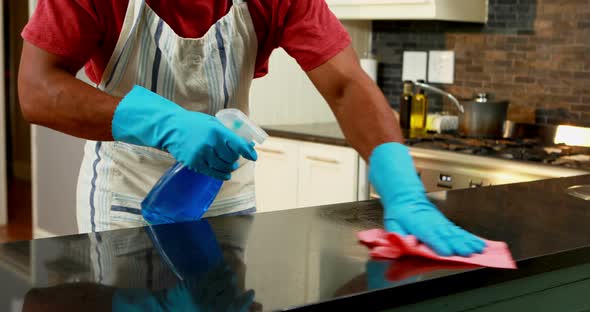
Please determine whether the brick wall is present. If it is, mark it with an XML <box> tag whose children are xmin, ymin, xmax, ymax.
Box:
<box><xmin>373</xmin><ymin>0</ymin><xmax>590</xmax><ymax>126</ymax></box>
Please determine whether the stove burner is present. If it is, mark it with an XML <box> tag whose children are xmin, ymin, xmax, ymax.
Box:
<box><xmin>406</xmin><ymin>133</ymin><xmax>590</xmax><ymax>170</ymax></box>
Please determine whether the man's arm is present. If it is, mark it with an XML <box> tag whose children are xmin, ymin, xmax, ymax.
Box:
<box><xmin>18</xmin><ymin>41</ymin><xmax>120</xmax><ymax>141</ymax></box>
<box><xmin>306</xmin><ymin>45</ymin><xmax>403</xmax><ymax>160</ymax></box>
<box><xmin>18</xmin><ymin>42</ymin><xmax>255</xmax><ymax>180</ymax></box>
<box><xmin>307</xmin><ymin>44</ymin><xmax>486</xmax><ymax>257</ymax></box>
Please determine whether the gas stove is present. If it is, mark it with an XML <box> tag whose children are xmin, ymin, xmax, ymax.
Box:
<box><xmin>406</xmin><ymin>134</ymin><xmax>590</xmax><ymax>171</ymax></box>
<box><xmin>371</xmin><ymin>134</ymin><xmax>590</xmax><ymax>194</ymax></box>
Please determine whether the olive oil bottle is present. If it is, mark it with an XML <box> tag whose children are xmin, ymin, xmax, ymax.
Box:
<box><xmin>399</xmin><ymin>81</ymin><xmax>413</xmax><ymax>129</ymax></box>
<box><xmin>410</xmin><ymin>80</ymin><xmax>428</xmax><ymax>131</ymax></box>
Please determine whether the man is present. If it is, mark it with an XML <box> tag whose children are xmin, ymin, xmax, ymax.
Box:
<box><xmin>19</xmin><ymin>0</ymin><xmax>485</xmax><ymax>256</ymax></box>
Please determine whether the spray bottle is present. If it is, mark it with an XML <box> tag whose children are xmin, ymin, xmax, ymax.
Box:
<box><xmin>141</xmin><ymin>109</ymin><xmax>268</xmax><ymax>225</ymax></box>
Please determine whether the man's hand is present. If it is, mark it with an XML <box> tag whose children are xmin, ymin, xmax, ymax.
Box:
<box><xmin>370</xmin><ymin>143</ymin><xmax>486</xmax><ymax>257</ymax></box>
<box><xmin>113</xmin><ymin>86</ymin><xmax>257</xmax><ymax>180</ymax></box>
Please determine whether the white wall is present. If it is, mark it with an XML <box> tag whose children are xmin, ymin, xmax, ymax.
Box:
<box><xmin>32</xmin><ymin>127</ymin><xmax>84</xmax><ymax>236</ymax></box>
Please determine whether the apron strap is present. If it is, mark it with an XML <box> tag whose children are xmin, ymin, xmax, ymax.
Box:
<box><xmin>233</xmin><ymin>0</ymin><xmax>245</xmax><ymax>4</ymax></box>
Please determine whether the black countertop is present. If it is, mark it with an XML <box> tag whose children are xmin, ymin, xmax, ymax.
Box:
<box><xmin>261</xmin><ymin>123</ymin><xmax>429</xmax><ymax>147</ymax></box>
<box><xmin>263</xmin><ymin>123</ymin><xmax>348</xmax><ymax>146</ymax></box>
<box><xmin>3</xmin><ymin>175</ymin><xmax>590</xmax><ymax>311</ymax></box>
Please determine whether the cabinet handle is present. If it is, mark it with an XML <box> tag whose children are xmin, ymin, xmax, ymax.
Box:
<box><xmin>257</xmin><ymin>147</ymin><xmax>285</xmax><ymax>155</ymax></box>
<box><xmin>305</xmin><ymin>155</ymin><xmax>340</xmax><ymax>164</ymax></box>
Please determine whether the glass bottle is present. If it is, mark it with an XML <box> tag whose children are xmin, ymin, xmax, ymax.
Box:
<box><xmin>410</xmin><ymin>80</ymin><xmax>428</xmax><ymax>131</ymax></box>
<box><xmin>399</xmin><ymin>81</ymin><xmax>413</xmax><ymax>130</ymax></box>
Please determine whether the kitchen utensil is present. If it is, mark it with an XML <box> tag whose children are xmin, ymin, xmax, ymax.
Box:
<box><xmin>503</xmin><ymin>121</ymin><xmax>559</xmax><ymax>145</ymax></box>
<box><xmin>459</xmin><ymin>93</ymin><xmax>509</xmax><ymax>138</ymax></box>
<box><xmin>502</xmin><ymin>121</ymin><xmax>541</xmax><ymax>139</ymax></box>
<box><xmin>566</xmin><ymin>185</ymin><xmax>590</xmax><ymax>201</ymax></box>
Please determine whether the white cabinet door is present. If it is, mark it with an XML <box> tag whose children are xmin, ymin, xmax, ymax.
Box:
<box><xmin>249</xmin><ymin>48</ymin><xmax>336</xmax><ymax>126</ymax></box>
<box><xmin>297</xmin><ymin>142</ymin><xmax>359</xmax><ymax>208</ymax></box>
<box><xmin>254</xmin><ymin>138</ymin><xmax>299</xmax><ymax>212</ymax></box>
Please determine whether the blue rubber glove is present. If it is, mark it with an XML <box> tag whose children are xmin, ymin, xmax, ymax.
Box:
<box><xmin>112</xmin><ymin>85</ymin><xmax>257</xmax><ymax>181</ymax></box>
<box><xmin>369</xmin><ymin>142</ymin><xmax>486</xmax><ymax>257</ymax></box>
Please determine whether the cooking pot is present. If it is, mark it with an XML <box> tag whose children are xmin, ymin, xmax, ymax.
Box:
<box><xmin>459</xmin><ymin>93</ymin><xmax>509</xmax><ymax>138</ymax></box>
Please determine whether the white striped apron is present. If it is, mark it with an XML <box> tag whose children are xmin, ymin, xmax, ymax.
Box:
<box><xmin>76</xmin><ymin>0</ymin><xmax>259</xmax><ymax>233</ymax></box>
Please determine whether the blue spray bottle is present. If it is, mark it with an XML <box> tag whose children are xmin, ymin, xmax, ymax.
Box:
<box><xmin>141</xmin><ymin>109</ymin><xmax>268</xmax><ymax>225</ymax></box>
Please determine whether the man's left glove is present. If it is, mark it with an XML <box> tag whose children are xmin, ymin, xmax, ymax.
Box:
<box><xmin>369</xmin><ymin>142</ymin><xmax>486</xmax><ymax>257</ymax></box>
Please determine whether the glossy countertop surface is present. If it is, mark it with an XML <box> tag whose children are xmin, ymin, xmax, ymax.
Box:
<box><xmin>262</xmin><ymin>123</ymin><xmax>425</xmax><ymax>146</ymax></box>
<box><xmin>2</xmin><ymin>175</ymin><xmax>590</xmax><ymax>311</ymax></box>
<box><xmin>262</xmin><ymin>123</ymin><xmax>348</xmax><ymax>146</ymax></box>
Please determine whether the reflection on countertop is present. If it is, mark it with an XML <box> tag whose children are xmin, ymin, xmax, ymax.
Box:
<box><xmin>2</xmin><ymin>175</ymin><xmax>590</xmax><ymax>311</ymax></box>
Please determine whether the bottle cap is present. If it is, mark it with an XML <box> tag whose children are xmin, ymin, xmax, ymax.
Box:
<box><xmin>215</xmin><ymin>109</ymin><xmax>269</xmax><ymax>144</ymax></box>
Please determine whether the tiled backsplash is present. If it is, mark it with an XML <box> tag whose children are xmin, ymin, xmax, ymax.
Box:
<box><xmin>373</xmin><ymin>0</ymin><xmax>590</xmax><ymax>126</ymax></box>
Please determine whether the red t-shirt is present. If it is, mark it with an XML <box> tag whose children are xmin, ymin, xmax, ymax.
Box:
<box><xmin>22</xmin><ymin>0</ymin><xmax>351</xmax><ymax>84</ymax></box>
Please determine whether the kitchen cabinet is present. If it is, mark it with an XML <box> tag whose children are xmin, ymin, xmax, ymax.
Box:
<box><xmin>254</xmin><ymin>138</ymin><xmax>300</xmax><ymax>212</ymax></box>
<box><xmin>326</xmin><ymin>0</ymin><xmax>488</xmax><ymax>22</ymax></box>
<box><xmin>297</xmin><ymin>142</ymin><xmax>359</xmax><ymax>208</ymax></box>
<box><xmin>255</xmin><ymin>138</ymin><xmax>361</xmax><ymax>212</ymax></box>
<box><xmin>249</xmin><ymin>48</ymin><xmax>335</xmax><ymax>126</ymax></box>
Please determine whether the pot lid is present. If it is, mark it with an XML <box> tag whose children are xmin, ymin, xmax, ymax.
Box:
<box><xmin>463</xmin><ymin>92</ymin><xmax>509</xmax><ymax>105</ymax></box>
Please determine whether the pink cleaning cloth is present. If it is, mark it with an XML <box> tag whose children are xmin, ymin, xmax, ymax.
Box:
<box><xmin>358</xmin><ymin>229</ymin><xmax>517</xmax><ymax>269</ymax></box>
